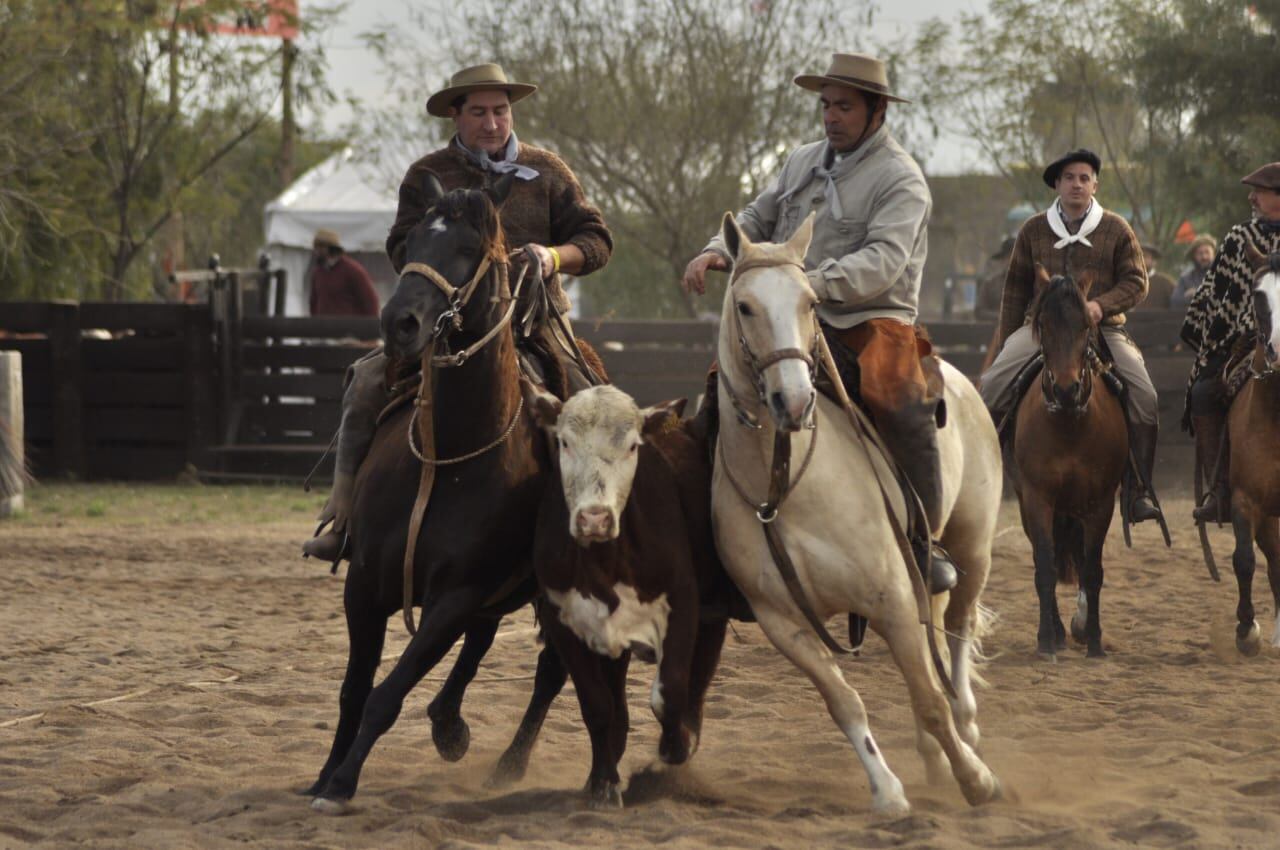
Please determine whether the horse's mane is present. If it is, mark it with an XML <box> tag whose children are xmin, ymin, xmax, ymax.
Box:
<box><xmin>431</xmin><ymin>187</ymin><xmax>508</xmax><ymax>263</ymax></box>
<box><xmin>1028</xmin><ymin>274</ymin><xmax>1088</xmax><ymax>342</ymax></box>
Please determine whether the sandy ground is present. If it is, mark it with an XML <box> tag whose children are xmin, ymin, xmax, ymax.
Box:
<box><xmin>3</xmin><ymin>489</ymin><xmax>1280</xmax><ymax>850</ymax></box>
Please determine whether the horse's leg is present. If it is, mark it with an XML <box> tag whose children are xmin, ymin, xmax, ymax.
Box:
<box><xmin>1079</xmin><ymin>505</ymin><xmax>1113</xmax><ymax>659</ymax></box>
<box><xmin>879</xmin><ymin>612</ymin><xmax>1000</xmax><ymax>808</ymax></box>
<box><xmin>653</xmin><ymin>603</ymin><xmax>697</xmax><ymax>766</ymax></box>
<box><xmin>312</xmin><ymin>587</ymin><xmax>484</xmax><ymax>811</ymax></box>
<box><xmin>683</xmin><ymin>616</ymin><xmax>728</xmax><ymax>757</ymax></box>
<box><xmin>541</xmin><ymin>614</ymin><xmax>624</xmax><ymax>809</ymax></box>
<box><xmin>425</xmin><ymin>616</ymin><xmax>498</xmax><ymax>762</ymax></box>
<box><xmin>1231</xmin><ymin>495</ymin><xmax>1263</xmax><ymax>656</ymax></box>
<box><xmin>487</xmin><ymin>642</ymin><xmax>568</xmax><ymax>788</ymax></box>
<box><xmin>304</xmin><ymin>579</ymin><xmax>386</xmax><ymax>797</ymax></box>
<box><xmin>1258</xmin><ymin>516</ymin><xmax>1280</xmax><ymax>648</ymax></box>
<box><xmin>1020</xmin><ymin>493</ymin><xmax>1059</xmax><ymax>659</ymax></box>
<box><xmin>940</xmin><ymin>533</ymin><xmax>992</xmax><ymax>752</ymax></box>
<box><xmin>751</xmin><ymin>601</ymin><xmax>909</xmax><ymax>815</ymax></box>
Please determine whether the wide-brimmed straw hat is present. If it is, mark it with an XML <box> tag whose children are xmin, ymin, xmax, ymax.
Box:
<box><xmin>794</xmin><ymin>53</ymin><xmax>909</xmax><ymax>104</ymax></box>
<box><xmin>425</xmin><ymin>63</ymin><xmax>537</xmax><ymax>118</ymax></box>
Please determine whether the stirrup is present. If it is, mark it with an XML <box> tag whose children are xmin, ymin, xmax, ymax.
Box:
<box><xmin>1129</xmin><ymin>495</ymin><xmax>1163</xmax><ymax>524</ymax></box>
<box><xmin>1193</xmin><ymin>489</ymin><xmax>1229</xmax><ymax>524</ymax></box>
<box><xmin>928</xmin><ymin>543</ymin><xmax>958</xmax><ymax>595</ymax></box>
<box><xmin>302</xmin><ymin>529</ymin><xmax>349</xmax><ymax>570</ymax></box>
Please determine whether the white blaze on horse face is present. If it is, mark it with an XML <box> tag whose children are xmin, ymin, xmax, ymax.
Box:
<box><xmin>1257</xmin><ymin>271</ymin><xmax>1280</xmax><ymax>366</ymax></box>
<box><xmin>427</xmin><ymin>215</ymin><xmax>447</xmax><ymax>233</ymax></box>
<box><xmin>553</xmin><ymin>386</ymin><xmax>644</xmax><ymax>544</ymax></box>
<box><xmin>737</xmin><ymin>269</ymin><xmax>818</xmax><ymax>429</ymax></box>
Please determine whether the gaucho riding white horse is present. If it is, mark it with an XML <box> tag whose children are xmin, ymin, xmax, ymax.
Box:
<box><xmin>712</xmin><ymin>212</ymin><xmax>1002</xmax><ymax>814</ymax></box>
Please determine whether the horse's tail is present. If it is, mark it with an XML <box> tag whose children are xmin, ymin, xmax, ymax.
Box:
<box><xmin>1053</xmin><ymin>512</ymin><xmax>1083</xmax><ymax>585</ymax></box>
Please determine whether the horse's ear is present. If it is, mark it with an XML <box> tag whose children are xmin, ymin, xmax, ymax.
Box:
<box><xmin>486</xmin><ymin>172</ymin><xmax>515</xmax><ymax>207</ymax></box>
<box><xmin>1076</xmin><ymin>269</ymin><xmax>1096</xmax><ymax>297</ymax></box>
<box><xmin>1033</xmin><ymin>262</ymin><xmax>1052</xmax><ymax>290</ymax></box>
<box><xmin>519</xmin><ymin>377</ymin><xmax>562</xmax><ymax>430</ymax></box>
<box><xmin>1243</xmin><ymin>236</ymin><xmax>1266</xmax><ymax>270</ymax></box>
<box><xmin>420</xmin><ymin>172</ymin><xmax>444</xmax><ymax>205</ymax></box>
<box><xmin>640</xmin><ymin>397</ymin><xmax>687</xmax><ymax>441</ymax></box>
<box><xmin>722</xmin><ymin>212</ymin><xmax>745</xmax><ymax>260</ymax></box>
<box><xmin>787</xmin><ymin>212</ymin><xmax>816</xmax><ymax>260</ymax></box>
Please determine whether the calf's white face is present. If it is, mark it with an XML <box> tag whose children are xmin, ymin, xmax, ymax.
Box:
<box><xmin>523</xmin><ymin>382</ymin><xmax>684</xmax><ymax>544</ymax></box>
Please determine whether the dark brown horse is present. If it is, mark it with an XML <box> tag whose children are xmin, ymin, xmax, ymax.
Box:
<box><xmin>306</xmin><ymin>175</ymin><xmax>568</xmax><ymax>811</ymax></box>
<box><xmin>1227</xmin><ymin>240</ymin><xmax>1280</xmax><ymax>656</ymax></box>
<box><xmin>1011</xmin><ymin>266</ymin><xmax>1129</xmax><ymax>660</ymax></box>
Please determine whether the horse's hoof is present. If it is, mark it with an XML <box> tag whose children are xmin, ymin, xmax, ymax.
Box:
<box><xmin>485</xmin><ymin>751</ymin><xmax>528</xmax><ymax>790</ymax></box>
<box><xmin>432</xmin><ymin>716</ymin><xmax>471</xmax><ymax>763</ymax></box>
<box><xmin>1070</xmin><ymin>616</ymin><xmax>1088</xmax><ymax>645</ymax></box>
<box><xmin>310</xmin><ymin>796</ymin><xmax>349</xmax><ymax>816</ymax></box>
<box><xmin>585</xmin><ymin>782</ymin><xmax>623</xmax><ymax>810</ymax></box>
<box><xmin>658</xmin><ymin>729</ymin><xmax>692</xmax><ymax>766</ymax></box>
<box><xmin>870</xmin><ymin>792</ymin><xmax>911</xmax><ymax>818</ymax></box>
<box><xmin>961</xmin><ymin>770</ymin><xmax>1002</xmax><ymax>806</ymax></box>
<box><xmin>1036</xmin><ymin>649</ymin><xmax>1058</xmax><ymax>663</ymax></box>
<box><xmin>1237</xmin><ymin>622</ymin><xmax>1262</xmax><ymax>657</ymax></box>
<box><xmin>1087</xmin><ymin>646</ymin><xmax>1107</xmax><ymax>659</ymax></box>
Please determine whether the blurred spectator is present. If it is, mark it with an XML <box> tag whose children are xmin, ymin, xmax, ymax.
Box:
<box><xmin>1136</xmin><ymin>243</ymin><xmax>1176</xmax><ymax>310</ymax></box>
<box><xmin>308</xmin><ymin>229</ymin><xmax>380</xmax><ymax>317</ymax></box>
<box><xmin>1171</xmin><ymin>234</ymin><xmax>1216</xmax><ymax>311</ymax></box>
<box><xmin>974</xmin><ymin>236</ymin><xmax>1015</xmax><ymax>321</ymax></box>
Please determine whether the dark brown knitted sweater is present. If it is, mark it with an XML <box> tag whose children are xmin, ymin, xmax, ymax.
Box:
<box><xmin>996</xmin><ymin>209</ymin><xmax>1148</xmax><ymax>349</ymax></box>
<box><xmin>386</xmin><ymin>141</ymin><xmax>612</xmax><ymax>310</ymax></box>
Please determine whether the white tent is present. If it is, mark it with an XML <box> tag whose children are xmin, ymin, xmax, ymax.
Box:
<box><xmin>263</xmin><ymin>147</ymin><xmax>411</xmax><ymax>316</ymax></box>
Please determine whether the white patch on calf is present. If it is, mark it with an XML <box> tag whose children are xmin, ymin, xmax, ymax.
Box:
<box><xmin>546</xmin><ymin>584</ymin><xmax>670</xmax><ymax>662</ymax></box>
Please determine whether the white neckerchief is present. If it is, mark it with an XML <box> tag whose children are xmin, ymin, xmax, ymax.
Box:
<box><xmin>1046</xmin><ymin>199</ymin><xmax>1104</xmax><ymax>249</ymax></box>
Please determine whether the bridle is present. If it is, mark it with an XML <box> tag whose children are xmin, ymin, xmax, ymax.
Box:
<box><xmin>720</xmin><ymin>256</ymin><xmax>821</xmax><ymax>431</ymax></box>
<box><xmin>1036</xmin><ymin>318</ymin><xmax>1098</xmax><ymax>416</ymax></box>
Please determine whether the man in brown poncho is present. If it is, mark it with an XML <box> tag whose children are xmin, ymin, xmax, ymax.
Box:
<box><xmin>303</xmin><ymin>63</ymin><xmax>613</xmax><ymax>562</ymax></box>
<box><xmin>979</xmin><ymin>148</ymin><xmax>1164</xmax><ymax>525</ymax></box>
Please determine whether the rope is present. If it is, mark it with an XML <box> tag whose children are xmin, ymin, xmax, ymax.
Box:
<box><xmin>407</xmin><ymin>396</ymin><xmax>524</xmax><ymax>466</ymax></box>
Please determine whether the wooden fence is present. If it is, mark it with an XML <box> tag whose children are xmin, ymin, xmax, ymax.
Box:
<box><xmin>0</xmin><ymin>302</ymin><xmax>216</xmax><ymax>479</ymax></box>
<box><xmin>0</xmin><ymin>300</ymin><xmax>1195</xmax><ymax>482</ymax></box>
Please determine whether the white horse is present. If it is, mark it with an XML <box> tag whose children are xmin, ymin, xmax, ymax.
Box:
<box><xmin>711</xmin><ymin>213</ymin><xmax>1002</xmax><ymax>814</ymax></box>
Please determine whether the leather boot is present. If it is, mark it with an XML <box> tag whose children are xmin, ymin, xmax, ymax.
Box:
<box><xmin>882</xmin><ymin>399</ymin><xmax>958</xmax><ymax>595</ymax></box>
<box><xmin>1128</xmin><ymin>422</ymin><xmax>1164</xmax><ymax>524</ymax></box>
<box><xmin>1192</xmin><ymin>412</ymin><xmax>1231</xmax><ymax>523</ymax></box>
<box><xmin>302</xmin><ymin>352</ymin><xmax>385</xmax><ymax>563</ymax></box>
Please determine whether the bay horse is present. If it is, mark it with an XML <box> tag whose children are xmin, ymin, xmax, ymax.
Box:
<box><xmin>1226</xmin><ymin>239</ymin><xmax>1280</xmax><ymax>656</ymax></box>
<box><xmin>306</xmin><ymin>174</ymin><xmax>568</xmax><ymax>811</ymax></box>
<box><xmin>711</xmin><ymin>213</ymin><xmax>1001</xmax><ymax>815</ymax></box>
<box><xmin>1010</xmin><ymin>266</ymin><xmax>1128</xmax><ymax>660</ymax></box>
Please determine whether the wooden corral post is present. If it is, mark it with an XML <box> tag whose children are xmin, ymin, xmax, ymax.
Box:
<box><xmin>182</xmin><ymin>305</ymin><xmax>217</xmax><ymax>471</ymax></box>
<box><xmin>0</xmin><ymin>350</ymin><xmax>24</xmax><ymax>517</ymax></box>
<box><xmin>48</xmin><ymin>301</ymin><xmax>85</xmax><ymax>479</ymax></box>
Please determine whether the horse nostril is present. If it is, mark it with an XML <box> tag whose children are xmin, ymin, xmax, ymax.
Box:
<box><xmin>769</xmin><ymin>391</ymin><xmax>786</xmax><ymax>415</ymax></box>
<box><xmin>394</xmin><ymin>314</ymin><xmax>419</xmax><ymax>341</ymax></box>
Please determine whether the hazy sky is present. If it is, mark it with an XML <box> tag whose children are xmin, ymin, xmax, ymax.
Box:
<box><xmin>298</xmin><ymin>0</ymin><xmax>991</xmax><ymax>174</ymax></box>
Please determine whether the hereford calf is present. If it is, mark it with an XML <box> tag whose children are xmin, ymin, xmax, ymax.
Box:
<box><xmin>523</xmin><ymin>380</ymin><xmax>728</xmax><ymax>809</ymax></box>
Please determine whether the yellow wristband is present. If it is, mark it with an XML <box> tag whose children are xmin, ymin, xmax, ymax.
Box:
<box><xmin>548</xmin><ymin>246</ymin><xmax>561</xmax><ymax>274</ymax></box>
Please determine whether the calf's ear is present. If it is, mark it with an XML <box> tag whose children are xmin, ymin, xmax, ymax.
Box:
<box><xmin>520</xmin><ymin>376</ymin><xmax>562</xmax><ymax>430</ymax></box>
<box><xmin>640</xmin><ymin>397</ymin><xmax>687</xmax><ymax>441</ymax></box>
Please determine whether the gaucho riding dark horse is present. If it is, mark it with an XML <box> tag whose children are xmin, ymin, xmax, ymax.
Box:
<box><xmin>306</xmin><ymin>174</ymin><xmax>584</xmax><ymax>811</ymax></box>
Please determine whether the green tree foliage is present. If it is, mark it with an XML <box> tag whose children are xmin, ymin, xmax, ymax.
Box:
<box><xmin>913</xmin><ymin>0</ymin><xmax>1278</xmax><ymax>257</ymax></box>
<box><xmin>0</xmin><ymin>0</ymin><xmax>337</xmax><ymax>302</ymax></box>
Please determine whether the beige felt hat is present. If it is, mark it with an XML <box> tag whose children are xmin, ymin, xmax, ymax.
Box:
<box><xmin>425</xmin><ymin>63</ymin><xmax>537</xmax><ymax>118</ymax></box>
<box><xmin>312</xmin><ymin>228</ymin><xmax>342</xmax><ymax>249</ymax></box>
<box><xmin>794</xmin><ymin>53</ymin><xmax>909</xmax><ymax>104</ymax></box>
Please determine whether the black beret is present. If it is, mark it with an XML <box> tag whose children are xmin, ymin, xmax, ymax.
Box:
<box><xmin>1043</xmin><ymin>149</ymin><xmax>1102</xmax><ymax>188</ymax></box>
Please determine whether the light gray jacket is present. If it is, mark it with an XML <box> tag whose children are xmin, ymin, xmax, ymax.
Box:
<box><xmin>704</xmin><ymin>126</ymin><xmax>931</xmax><ymax>329</ymax></box>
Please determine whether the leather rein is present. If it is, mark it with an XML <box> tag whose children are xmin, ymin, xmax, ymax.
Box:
<box><xmin>398</xmin><ymin>252</ymin><xmax>532</xmax><ymax>635</ymax></box>
<box><xmin>719</xmin><ymin>258</ymin><xmax>955</xmax><ymax>695</ymax></box>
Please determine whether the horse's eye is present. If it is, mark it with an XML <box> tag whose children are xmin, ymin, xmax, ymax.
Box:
<box><xmin>737</xmin><ymin>302</ymin><xmax>754</xmax><ymax>318</ymax></box>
